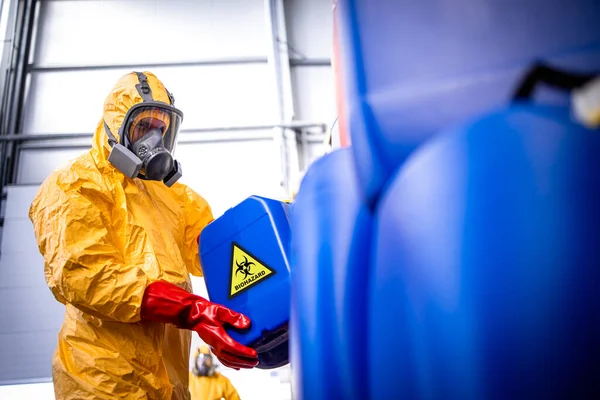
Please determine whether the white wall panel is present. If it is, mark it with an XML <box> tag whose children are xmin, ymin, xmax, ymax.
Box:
<box><xmin>17</xmin><ymin>148</ymin><xmax>88</xmax><ymax>184</ymax></box>
<box><xmin>176</xmin><ymin>137</ymin><xmax>287</xmax><ymax>217</ymax></box>
<box><xmin>0</xmin><ymin>0</ymin><xmax>13</xmax><ymax>45</ymax></box>
<box><xmin>23</xmin><ymin>65</ymin><xmax>277</xmax><ymax>134</ymax></box>
<box><xmin>291</xmin><ymin>66</ymin><xmax>335</xmax><ymax>173</ymax></box>
<box><xmin>35</xmin><ymin>0</ymin><xmax>267</xmax><ymax>67</ymax></box>
<box><xmin>1</xmin><ymin>219</ymin><xmax>40</xmax><ymax>254</ymax></box>
<box><xmin>284</xmin><ymin>0</ymin><xmax>333</xmax><ymax>60</ymax></box>
<box><xmin>291</xmin><ymin>66</ymin><xmax>335</xmax><ymax>123</ymax></box>
<box><xmin>0</xmin><ymin>185</ymin><xmax>64</xmax><ymax>385</ymax></box>
<box><xmin>0</xmin><ymin>382</ymin><xmax>55</xmax><ymax>399</ymax></box>
<box><xmin>4</xmin><ymin>185</ymin><xmax>38</xmax><ymax>219</ymax></box>
<box><xmin>0</xmin><ymin>252</ymin><xmax>45</xmax><ymax>288</ymax></box>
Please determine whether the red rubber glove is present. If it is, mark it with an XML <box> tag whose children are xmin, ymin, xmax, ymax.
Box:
<box><xmin>141</xmin><ymin>280</ymin><xmax>258</xmax><ymax>369</ymax></box>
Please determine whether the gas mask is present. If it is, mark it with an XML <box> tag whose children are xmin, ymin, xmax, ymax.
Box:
<box><xmin>105</xmin><ymin>72</ymin><xmax>184</xmax><ymax>187</ymax></box>
<box><xmin>194</xmin><ymin>352</ymin><xmax>217</xmax><ymax>377</ymax></box>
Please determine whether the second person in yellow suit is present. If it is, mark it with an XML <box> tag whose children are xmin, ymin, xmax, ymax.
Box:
<box><xmin>29</xmin><ymin>71</ymin><xmax>259</xmax><ymax>400</ymax></box>
<box><xmin>189</xmin><ymin>345</ymin><xmax>241</xmax><ymax>400</ymax></box>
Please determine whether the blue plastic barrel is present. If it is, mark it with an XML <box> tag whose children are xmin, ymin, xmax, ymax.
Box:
<box><xmin>335</xmin><ymin>0</ymin><xmax>600</xmax><ymax>204</ymax></box>
<box><xmin>290</xmin><ymin>148</ymin><xmax>372</xmax><ymax>399</ymax></box>
<box><xmin>370</xmin><ymin>104</ymin><xmax>600</xmax><ymax>398</ymax></box>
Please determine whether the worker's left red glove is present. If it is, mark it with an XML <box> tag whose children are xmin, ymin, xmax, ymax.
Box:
<box><xmin>141</xmin><ymin>280</ymin><xmax>258</xmax><ymax>369</ymax></box>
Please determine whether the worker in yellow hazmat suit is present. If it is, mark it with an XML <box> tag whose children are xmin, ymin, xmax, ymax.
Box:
<box><xmin>29</xmin><ymin>71</ymin><xmax>259</xmax><ymax>400</ymax></box>
<box><xmin>189</xmin><ymin>345</ymin><xmax>241</xmax><ymax>400</ymax></box>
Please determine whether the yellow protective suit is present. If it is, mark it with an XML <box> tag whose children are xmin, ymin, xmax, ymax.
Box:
<box><xmin>29</xmin><ymin>71</ymin><xmax>214</xmax><ymax>400</ymax></box>
<box><xmin>188</xmin><ymin>346</ymin><xmax>240</xmax><ymax>400</ymax></box>
<box><xmin>188</xmin><ymin>372</ymin><xmax>240</xmax><ymax>400</ymax></box>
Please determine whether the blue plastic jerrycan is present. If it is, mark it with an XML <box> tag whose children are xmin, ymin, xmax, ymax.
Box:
<box><xmin>199</xmin><ymin>195</ymin><xmax>291</xmax><ymax>369</ymax></box>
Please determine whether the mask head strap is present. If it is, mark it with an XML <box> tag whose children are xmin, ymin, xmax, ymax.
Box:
<box><xmin>104</xmin><ymin>121</ymin><xmax>118</xmax><ymax>147</ymax></box>
<box><xmin>135</xmin><ymin>72</ymin><xmax>154</xmax><ymax>102</ymax></box>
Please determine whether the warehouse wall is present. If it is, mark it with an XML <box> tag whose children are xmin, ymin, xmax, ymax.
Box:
<box><xmin>0</xmin><ymin>0</ymin><xmax>334</xmax><ymax>396</ymax></box>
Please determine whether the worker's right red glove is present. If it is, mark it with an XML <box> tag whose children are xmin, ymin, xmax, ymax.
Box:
<box><xmin>141</xmin><ymin>280</ymin><xmax>258</xmax><ymax>369</ymax></box>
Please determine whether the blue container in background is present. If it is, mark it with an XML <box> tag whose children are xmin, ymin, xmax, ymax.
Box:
<box><xmin>370</xmin><ymin>104</ymin><xmax>600</xmax><ymax>398</ymax></box>
<box><xmin>199</xmin><ymin>196</ymin><xmax>291</xmax><ymax>369</ymax></box>
<box><xmin>335</xmin><ymin>0</ymin><xmax>600</xmax><ymax>204</ymax></box>
<box><xmin>290</xmin><ymin>148</ymin><xmax>372</xmax><ymax>400</ymax></box>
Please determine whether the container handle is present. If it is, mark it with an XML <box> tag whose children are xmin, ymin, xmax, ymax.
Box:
<box><xmin>512</xmin><ymin>62</ymin><xmax>597</xmax><ymax>102</ymax></box>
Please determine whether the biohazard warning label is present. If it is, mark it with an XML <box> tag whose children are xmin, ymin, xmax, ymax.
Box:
<box><xmin>229</xmin><ymin>243</ymin><xmax>275</xmax><ymax>299</ymax></box>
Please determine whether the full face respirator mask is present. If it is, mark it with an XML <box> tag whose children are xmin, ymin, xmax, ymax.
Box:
<box><xmin>105</xmin><ymin>72</ymin><xmax>184</xmax><ymax>187</ymax></box>
<box><xmin>194</xmin><ymin>352</ymin><xmax>217</xmax><ymax>377</ymax></box>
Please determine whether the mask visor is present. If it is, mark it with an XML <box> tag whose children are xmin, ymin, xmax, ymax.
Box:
<box><xmin>122</xmin><ymin>103</ymin><xmax>183</xmax><ymax>154</ymax></box>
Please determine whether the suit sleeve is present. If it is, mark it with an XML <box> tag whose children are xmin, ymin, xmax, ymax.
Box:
<box><xmin>29</xmin><ymin>181</ymin><xmax>158</xmax><ymax>323</ymax></box>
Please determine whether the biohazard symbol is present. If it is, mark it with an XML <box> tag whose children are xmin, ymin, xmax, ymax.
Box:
<box><xmin>229</xmin><ymin>243</ymin><xmax>275</xmax><ymax>299</ymax></box>
<box><xmin>235</xmin><ymin>256</ymin><xmax>255</xmax><ymax>280</ymax></box>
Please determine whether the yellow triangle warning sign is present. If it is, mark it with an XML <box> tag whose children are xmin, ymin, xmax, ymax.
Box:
<box><xmin>229</xmin><ymin>243</ymin><xmax>276</xmax><ymax>299</ymax></box>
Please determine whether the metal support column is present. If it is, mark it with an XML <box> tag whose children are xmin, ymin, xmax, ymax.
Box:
<box><xmin>0</xmin><ymin>0</ymin><xmax>37</xmax><ymax>198</ymax></box>
<box><xmin>265</xmin><ymin>0</ymin><xmax>300</xmax><ymax>197</ymax></box>
<box><xmin>0</xmin><ymin>0</ymin><xmax>18</xmax><ymax>120</ymax></box>
<box><xmin>7</xmin><ymin>0</ymin><xmax>38</xmax><ymax>185</ymax></box>
<box><xmin>0</xmin><ymin>0</ymin><xmax>21</xmax><ymax>184</ymax></box>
